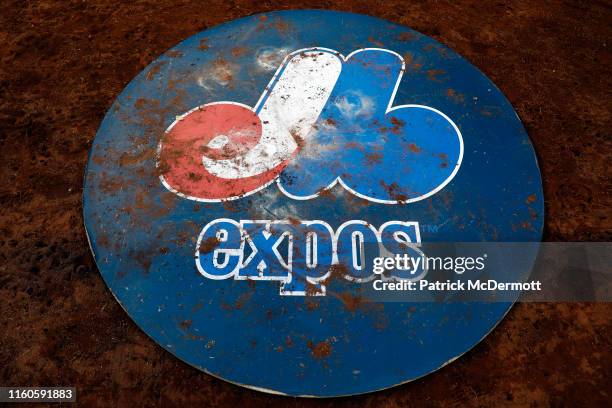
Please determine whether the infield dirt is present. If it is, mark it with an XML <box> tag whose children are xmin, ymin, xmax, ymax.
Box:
<box><xmin>0</xmin><ymin>1</ymin><xmax>610</xmax><ymax>406</ymax></box>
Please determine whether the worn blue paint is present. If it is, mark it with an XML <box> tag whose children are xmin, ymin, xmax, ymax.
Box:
<box><xmin>83</xmin><ymin>10</ymin><xmax>543</xmax><ymax>397</ymax></box>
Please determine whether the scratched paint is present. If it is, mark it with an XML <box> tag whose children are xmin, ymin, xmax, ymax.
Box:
<box><xmin>83</xmin><ymin>10</ymin><xmax>544</xmax><ymax>396</ymax></box>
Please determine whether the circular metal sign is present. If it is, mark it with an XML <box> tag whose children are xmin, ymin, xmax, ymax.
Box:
<box><xmin>84</xmin><ymin>10</ymin><xmax>543</xmax><ymax>397</ymax></box>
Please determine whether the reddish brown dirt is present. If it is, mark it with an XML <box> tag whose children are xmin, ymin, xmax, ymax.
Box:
<box><xmin>0</xmin><ymin>0</ymin><xmax>610</xmax><ymax>406</ymax></box>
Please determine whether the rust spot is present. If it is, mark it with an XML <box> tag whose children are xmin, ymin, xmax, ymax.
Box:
<box><xmin>235</xmin><ymin>292</ymin><xmax>253</xmax><ymax>310</ymax></box>
<box><xmin>389</xmin><ymin>116</ymin><xmax>405</xmax><ymax>134</ymax></box>
<box><xmin>199</xmin><ymin>38</ymin><xmax>209</xmax><ymax>50</ymax></box>
<box><xmin>364</xmin><ymin>152</ymin><xmax>383</xmax><ymax>165</ymax></box>
<box><xmin>338</xmin><ymin>292</ymin><xmax>366</xmax><ymax>313</ymax></box>
<box><xmin>275</xmin><ymin>20</ymin><xmax>289</xmax><ymax>32</ymax></box>
<box><xmin>344</xmin><ymin>141</ymin><xmax>363</xmax><ymax>150</ymax></box>
<box><xmin>403</xmin><ymin>52</ymin><xmax>413</xmax><ymax>66</ymax></box>
<box><xmin>526</xmin><ymin>194</ymin><xmax>537</xmax><ymax>204</ymax></box>
<box><xmin>165</xmin><ymin>50</ymin><xmax>183</xmax><ymax>58</ymax></box>
<box><xmin>446</xmin><ymin>88</ymin><xmax>465</xmax><ymax>103</ymax></box>
<box><xmin>305</xmin><ymin>282</ymin><xmax>321</xmax><ymax>297</ymax></box>
<box><xmin>427</xmin><ymin>69</ymin><xmax>445</xmax><ymax>82</ymax></box>
<box><xmin>187</xmin><ymin>172</ymin><xmax>203</xmax><ymax>182</ymax></box>
<box><xmin>98</xmin><ymin>176</ymin><xmax>123</xmax><ymax>193</ymax></box>
<box><xmin>307</xmin><ymin>340</ymin><xmax>332</xmax><ymax>359</ymax></box>
<box><xmin>409</xmin><ymin>143</ymin><xmax>422</xmax><ymax>153</ymax></box>
<box><xmin>222</xmin><ymin>201</ymin><xmax>241</xmax><ymax>213</ymax></box>
<box><xmin>305</xmin><ymin>298</ymin><xmax>320</xmax><ymax>311</ymax></box>
<box><xmin>290</xmin><ymin>128</ymin><xmax>306</xmax><ymax>150</ymax></box>
<box><xmin>130</xmin><ymin>250</ymin><xmax>151</xmax><ymax>273</ymax></box>
<box><xmin>321</xmin><ymin>263</ymin><xmax>348</xmax><ymax>285</ymax></box>
<box><xmin>212</xmin><ymin>59</ymin><xmax>233</xmax><ymax>83</ymax></box>
<box><xmin>231</xmin><ymin>46</ymin><xmax>248</xmax><ymax>57</ymax></box>
<box><xmin>316</xmin><ymin>188</ymin><xmax>335</xmax><ymax>200</ymax></box>
<box><xmin>97</xmin><ymin>234</ymin><xmax>110</xmax><ymax>249</ymax></box>
<box><xmin>397</xmin><ymin>32</ymin><xmax>415</xmax><ymax>41</ymax></box>
<box><xmin>287</xmin><ymin>216</ymin><xmax>301</xmax><ymax>226</ymax></box>
<box><xmin>198</xmin><ymin>236</ymin><xmax>220</xmax><ymax>254</ymax></box>
<box><xmin>380</xmin><ymin>181</ymin><xmax>408</xmax><ymax>203</ymax></box>
<box><xmin>403</xmin><ymin>52</ymin><xmax>423</xmax><ymax>71</ymax></box>
<box><xmin>134</xmin><ymin>98</ymin><xmax>148</xmax><ymax>109</ymax></box>
<box><xmin>437</xmin><ymin>153</ymin><xmax>448</xmax><ymax>168</ymax></box>
<box><xmin>146</xmin><ymin>61</ymin><xmax>166</xmax><ymax>81</ymax></box>
<box><xmin>367</xmin><ymin>36</ymin><xmax>384</xmax><ymax>47</ymax></box>
<box><xmin>179</xmin><ymin>320</ymin><xmax>192</xmax><ymax>329</ymax></box>
<box><xmin>156</xmin><ymin>160</ymin><xmax>170</xmax><ymax>175</ymax></box>
<box><xmin>119</xmin><ymin>149</ymin><xmax>155</xmax><ymax>167</ymax></box>
<box><xmin>324</xmin><ymin>118</ymin><xmax>337</xmax><ymax>126</ymax></box>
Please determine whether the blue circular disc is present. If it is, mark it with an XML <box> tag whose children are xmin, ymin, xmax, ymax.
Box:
<box><xmin>84</xmin><ymin>10</ymin><xmax>543</xmax><ymax>397</ymax></box>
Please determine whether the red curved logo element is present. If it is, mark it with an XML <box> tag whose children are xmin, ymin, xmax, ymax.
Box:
<box><xmin>158</xmin><ymin>103</ymin><xmax>288</xmax><ymax>200</ymax></box>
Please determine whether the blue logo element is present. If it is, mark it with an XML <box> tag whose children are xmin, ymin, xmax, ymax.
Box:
<box><xmin>279</xmin><ymin>48</ymin><xmax>463</xmax><ymax>203</ymax></box>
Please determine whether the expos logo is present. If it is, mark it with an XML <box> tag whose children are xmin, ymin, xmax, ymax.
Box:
<box><xmin>157</xmin><ymin>47</ymin><xmax>463</xmax><ymax>204</ymax></box>
<box><xmin>156</xmin><ymin>47</ymin><xmax>463</xmax><ymax>295</ymax></box>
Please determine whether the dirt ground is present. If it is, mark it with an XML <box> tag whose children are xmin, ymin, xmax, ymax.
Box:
<box><xmin>0</xmin><ymin>0</ymin><xmax>610</xmax><ymax>406</ymax></box>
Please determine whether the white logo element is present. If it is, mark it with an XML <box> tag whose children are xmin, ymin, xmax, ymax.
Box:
<box><xmin>202</xmin><ymin>50</ymin><xmax>342</xmax><ymax>179</ymax></box>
